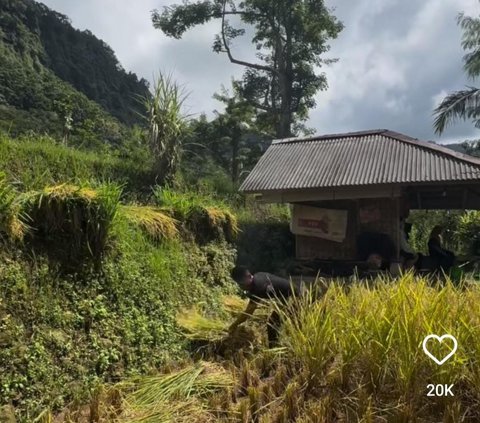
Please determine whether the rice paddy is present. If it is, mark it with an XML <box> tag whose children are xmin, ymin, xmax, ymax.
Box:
<box><xmin>45</xmin><ymin>273</ymin><xmax>480</xmax><ymax>422</ymax></box>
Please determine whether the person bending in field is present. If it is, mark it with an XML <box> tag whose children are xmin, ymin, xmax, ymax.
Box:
<box><xmin>228</xmin><ymin>266</ymin><xmax>302</xmax><ymax>347</ymax></box>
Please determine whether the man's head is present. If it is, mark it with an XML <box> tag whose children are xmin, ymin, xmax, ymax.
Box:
<box><xmin>231</xmin><ymin>266</ymin><xmax>254</xmax><ymax>289</ymax></box>
<box><xmin>366</xmin><ymin>253</ymin><xmax>383</xmax><ymax>270</ymax></box>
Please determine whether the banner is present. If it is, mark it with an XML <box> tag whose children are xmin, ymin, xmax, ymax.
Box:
<box><xmin>291</xmin><ymin>205</ymin><xmax>348</xmax><ymax>242</ymax></box>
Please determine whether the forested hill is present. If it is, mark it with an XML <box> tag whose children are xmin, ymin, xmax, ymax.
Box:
<box><xmin>0</xmin><ymin>0</ymin><xmax>149</xmax><ymax>146</ymax></box>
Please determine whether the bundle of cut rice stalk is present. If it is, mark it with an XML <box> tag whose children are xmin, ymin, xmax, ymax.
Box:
<box><xmin>177</xmin><ymin>308</ymin><xmax>228</xmax><ymax>341</ymax></box>
<box><xmin>0</xmin><ymin>172</ymin><xmax>27</xmax><ymax>242</ymax></box>
<box><xmin>186</xmin><ymin>205</ymin><xmax>239</xmax><ymax>244</ymax></box>
<box><xmin>121</xmin><ymin>205</ymin><xmax>178</xmax><ymax>242</ymax></box>
<box><xmin>23</xmin><ymin>182</ymin><xmax>121</xmax><ymax>266</ymax></box>
<box><xmin>222</xmin><ymin>295</ymin><xmax>248</xmax><ymax>315</ymax></box>
<box><xmin>120</xmin><ymin>362</ymin><xmax>233</xmax><ymax>422</ymax></box>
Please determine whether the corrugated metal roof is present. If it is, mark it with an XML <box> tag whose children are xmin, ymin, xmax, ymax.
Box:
<box><xmin>240</xmin><ymin>129</ymin><xmax>480</xmax><ymax>193</ymax></box>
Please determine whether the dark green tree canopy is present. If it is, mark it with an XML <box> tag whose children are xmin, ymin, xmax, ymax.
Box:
<box><xmin>153</xmin><ymin>0</ymin><xmax>343</xmax><ymax>138</ymax></box>
<box><xmin>1</xmin><ymin>0</ymin><xmax>150</xmax><ymax>127</ymax></box>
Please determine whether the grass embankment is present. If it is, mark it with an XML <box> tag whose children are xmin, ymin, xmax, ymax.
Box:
<box><xmin>57</xmin><ymin>275</ymin><xmax>480</xmax><ymax>422</ymax></box>
<box><xmin>0</xmin><ymin>133</ymin><xmax>154</xmax><ymax>193</ymax></box>
<box><xmin>0</xmin><ymin>173</ymin><xmax>239</xmax><ymax>420</ymax></box>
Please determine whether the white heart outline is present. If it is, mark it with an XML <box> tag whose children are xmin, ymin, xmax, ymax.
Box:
<box><xmin>422</xmin><ymin>334</ymin><xmax>458</xmax><ymax>365</ymax></box>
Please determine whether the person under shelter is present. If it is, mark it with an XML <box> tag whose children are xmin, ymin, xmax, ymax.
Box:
<box><xmin>428</xmin><ymin>225</ymin><xmax>455</xmax><ymax>271</ymax></box>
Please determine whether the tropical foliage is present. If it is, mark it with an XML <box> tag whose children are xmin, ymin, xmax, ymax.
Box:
<box><xmin>143</xmin><ymin>74</ymin><xmax>189</xmax><ymax>185</ymax></box>
<box><xmin>434</xmin><ymin>8</ymin><xmax>480</xmax><ymax>135</ymax></box>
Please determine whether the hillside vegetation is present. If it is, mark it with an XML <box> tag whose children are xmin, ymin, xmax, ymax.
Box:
<box><xmin>0</xmin><ymin>0</ymin><xmax>149</xmax><ymax>146</ymax></box>
<box><xmin>0</xmin><ymin>137</ymin><xmax>242</xmax><ymax>420</ymax></box>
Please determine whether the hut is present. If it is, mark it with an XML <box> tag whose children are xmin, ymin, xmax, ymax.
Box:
<box><xmin>240</xmin><ymin>129</ymin><xmax>480</xmax><ymax>274</ymax></box>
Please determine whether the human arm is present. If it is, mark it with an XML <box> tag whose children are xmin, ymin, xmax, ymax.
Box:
<box><xmin>228</xmin><ymin>300</ymin><xmax>258</xmax><ymax>333</ymax></box>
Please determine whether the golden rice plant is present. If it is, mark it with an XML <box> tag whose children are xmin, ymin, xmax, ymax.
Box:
<box><xmin>186</xmin><ymin>206</ymin><xmax>239</xmax><ymax>244</ymax></box>
<box><xmin>222</xmin><ymin>295</ymin><xmax>248</xmax><ymax>315</ymax></box>
<box><xmin>275</xmin><ymin>273</ymin><xmax>480</xmax><ymax>420</ymax></box>
<box><xmin>121</xmin><ymin>205</ymin><xmax>179</xmax><ymax>242</ymax></box>
<box><xmin>176</xmin><ymin>307</ymin><xmax>228</xmax><ymax>341</ymax></box>
<box><xmin>0</xmin><ymin>172</ymin><xmax>27</xmax><ymax>242</ymax></box>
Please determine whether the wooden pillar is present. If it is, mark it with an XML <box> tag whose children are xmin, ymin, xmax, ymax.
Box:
<box><xmin>390</xmin><ymin>197</ymin><xmax>402</xmax><ymax>276</ymax></box>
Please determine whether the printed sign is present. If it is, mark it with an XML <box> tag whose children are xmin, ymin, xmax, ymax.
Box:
<box><xmin>291</xmin><ymin>205</ymin><xmax>348</xmax><ymax>242</ymax></box>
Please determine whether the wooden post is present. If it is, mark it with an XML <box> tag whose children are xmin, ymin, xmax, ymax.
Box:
<box><xmin>390</xmin><ymin>197</ymin><xmax>402</xmax><ymax>276</ymax></box>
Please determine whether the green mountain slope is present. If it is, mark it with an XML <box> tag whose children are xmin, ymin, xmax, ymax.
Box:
<box><xmin>0</xmin><ymin>0</ymin><xmax>149</xmax><ymax>147</ymax></box>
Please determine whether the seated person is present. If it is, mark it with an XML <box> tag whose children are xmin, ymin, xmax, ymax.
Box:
<box><xmin>357</xmin><ymin>232</ymin><xmax>395</xmax><ymax>271</ymax></box>
<box><xmin>366</xmin><ymin>253</ymin><xmax>384</xmax><ymax>271</ymax></box>
<box><xmin>428</xmin><ymin>226</ymin><xmax>455</xmax><ymax>271</ymax></box>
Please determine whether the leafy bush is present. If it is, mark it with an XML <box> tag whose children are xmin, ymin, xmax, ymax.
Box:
<box><xmin>236</xmin><ymin>203</ymin><xmax>294</xmax><ymax>273</ymax></box>
<box><xmin>457</xmin><ymin>211</ymin><xmax>480</xmax><ymax>255</ymax></box>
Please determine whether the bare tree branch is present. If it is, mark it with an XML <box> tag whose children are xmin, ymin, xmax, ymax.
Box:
<box><xmin>220</xmin><ymin>0</ymin><xmax>276</xmax><ymax>73</ymax></box>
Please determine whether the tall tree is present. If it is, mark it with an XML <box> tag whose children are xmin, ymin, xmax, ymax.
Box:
<box><xmin>185</xmin><ymin>86</ymin><xmax>265</xmax><ymax>184</ymax></box>
<box><xmin>153</xmin><ymin>0</ymin><xmax>343</xmax><ymax>138</ymax></box>
<box><xmin>212</xmin><ymin>88</ymin><xmax>256</xmax><ymax>183</ymax></box>
<box><xmin>434</xmin><ymin>9</ymin><xmax>480</xmax><ymax>134</ymax></box>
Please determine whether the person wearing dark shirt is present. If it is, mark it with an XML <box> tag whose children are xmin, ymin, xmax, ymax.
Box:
<box><xmin>428</xmin><ymin>226</ymin><xmax>455</xmax><ymax>271</ymax></box>
<box><xmin>228</xmin><ymin>266</ymin><xmax>300</xmax><ymax>347</ymax></box>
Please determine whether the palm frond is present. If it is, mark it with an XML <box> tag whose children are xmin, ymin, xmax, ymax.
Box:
<box><xmin>464</xmin><ymin>49</ymin><xmax>480</xmax><ymax>79</ymax></box>
<box><xmin>458</xmin><ymin>12</ymin><xmax>480</xmax><ymax>79</ymax></box>
<box><xmin>433</xmin><ymin>87</ymin><xmax>480</xmax><ymax>135</ymax></box>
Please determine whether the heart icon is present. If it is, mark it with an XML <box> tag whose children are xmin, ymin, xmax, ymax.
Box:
<box><xmin>422</xmin><ymin>334</ymin><xmax>458</xmax><ymax>365</ymax></box>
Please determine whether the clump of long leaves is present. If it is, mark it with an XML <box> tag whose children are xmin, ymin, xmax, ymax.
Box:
<box><xmin>143</xmin><ymin>73</ymin><xmax>188</xmax><ymax>184</ymax></box>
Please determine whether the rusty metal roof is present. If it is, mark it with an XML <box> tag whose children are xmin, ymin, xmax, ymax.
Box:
<box><xmin>240</xmin><ymin>129</ymin><xmax>480</xmax><ymax>193</ymax></box>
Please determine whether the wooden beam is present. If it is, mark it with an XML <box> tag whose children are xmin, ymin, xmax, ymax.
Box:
<box><xmin>260</xmin><ymin>185</ymin><xmax>401</xmax><ymax>203</ymax></box>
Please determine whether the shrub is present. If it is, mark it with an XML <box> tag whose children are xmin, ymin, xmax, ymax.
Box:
<box><xmin>236</xmin><ymin>203</ymin><xmax>294</xmax><ymax>273</ymax></box>
<box><xmin>457</xmin><ymin>211</ymin><xmax>480</xmax><ymax>255</ymax></box>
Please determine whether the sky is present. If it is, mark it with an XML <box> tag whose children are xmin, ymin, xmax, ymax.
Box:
<box><xmin>40</xmin><ymin>0</ymin><xmax>480</xmax><ymax>144</ymax></box>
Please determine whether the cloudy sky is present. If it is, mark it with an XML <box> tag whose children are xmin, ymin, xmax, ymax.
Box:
<box><xmin>41</xmin><ymin>0</ymin><xmax>479</xmax><ymax>143</ymax></box>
